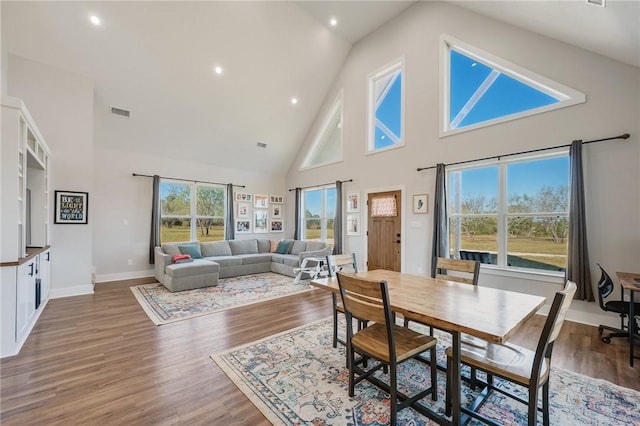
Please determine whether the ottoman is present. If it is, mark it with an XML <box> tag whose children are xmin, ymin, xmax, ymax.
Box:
<box><xmin>163</xmin><ymin>259</ymin><xmax>220</xmax><ymax>292</ymax></box>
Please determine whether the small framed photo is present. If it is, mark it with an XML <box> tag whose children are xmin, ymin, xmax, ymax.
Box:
<box><xmin>347</xmin><ymin>193</ymin><xmax>360</xmax><ymax>213</ymax></box>
<box><xmin>254</xmin><ymin>209</ymin><xmax>268</xmax><ymax>233</ymax></box>
<box><xmin>269</xmin><ymin>195</ymin><xmax>283</xmax><ymax>204</ymax></box>
<box><xmin>346</xmin><ymin>213</ymin><xmax>360</xmax><ymax>236</ymax></box>
<box><xmin>54</xmin><ymin>190</ymin><xmax>89</xmax><ymax>224</ymax></box>
<box><xmin>271</xmin><ymin>204</ymin><xmax>282</xmax><ymax>219</ymax></box>
<box><xmin>235</xmin><ymin>192</ymin><xmax>252</xmax><ymax>202</ymax></box>
<box><xmin>413</xmin><ymin>194</ymin><xmax>428</xmax><ymax>214</ymax></box>
<box><xmin>237</xmin><ymin>202</ymin><xmax>250</xmax><ymax>218</ymax></box>
<box><xmin>235</xmin><ymin>219</ymin><xmax>251</xmax><ymax>233</ymax></box>
<box><xmin>270</xmin><ymin>219</ymin><xmax>283</xmax><ymax>232</ymax></box>
<box><xmin>254</xmin><ymin>194</ymin><xmax>268</xmax><ymax>209</ymax></box>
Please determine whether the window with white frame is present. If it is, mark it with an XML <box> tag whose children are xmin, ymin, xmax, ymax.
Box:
<box><xmin>440</xmin><ymin>35</ymin><xmax>585</xmax><ymax>136</ymax></box>
<box><xmin>448</xmin><ymin>152</ymin><xmax>570</xmax><ymax>273</ymax></box>
<box><xmin>368</xmin><ymin>59</ymin><xmax>404</xmax><ymax>152</ymax></box>
<box><xmin>160</xmin><ymin>180</ymin><xmax>226</xmax><ymax>243</ymax></box>
<box><xmin>300</xmin><ymin>92</ymin><xmax>343</xmax><ymax>170</ymax></box>
<box><xmin>302</xmin><ymin>186</ymin><xmax>336</xmax><ymax>245</ymax></box>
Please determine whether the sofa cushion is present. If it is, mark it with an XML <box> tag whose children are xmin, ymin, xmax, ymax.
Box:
<box><xmin>201</xmin><ymin>240</ymin><xmax>232</xmax><ymax>257</ymax></box>
<box><xmin>290</xmin><ymin>240</ymin><xmax>307</xmax><ymax>255</ymax></box>
<box><xmin>229</xmin><ymin>239</ymin><xmax>258</xmax><ymax>255</ymax></box>
<box><xmin>165</xmin><ymin>259</ymin><xmax>219</xmax><ymax>278</ymax></box>
<box><xmin>282</xmin><ymin>255</ymin><xmax>301</xmax><ymax>267</ymax></box>
<box><xmin>306</xmin><ymin>241</ymin><xmax>326</xmax><ymax>251</ymax></box>
<box><xmin>203</xmin><ymin>256</ymin><xmax>243</xmax><ymax>267</ymax></box>
<box><xmin>178</xmin><ymin>244</ymin><xmax>203</xmax><ymax>259</ymax></box>
<box><xmin>256</xmin><ymin>239</ymin><xmax>271</xmax><ymax>253</ymax></box>
<box><xmin>270</xmin><ymin>253</ymin><xmax>287</xmax><ymax>264</ymax></box>
<box><xmin>276</xmin><ymin>240</ymin><xmax>293</xmax><ymax>254</ymax></box>
<box><xmin>235</xmin><ymin>254</ymin><xmax>273</xmax><ymax>265</ymax></box>
<box><xmin>270</xmin><ymin>239</ymin><xmax>281</xmax><ymax>252</ymax></box>
<box><xmin>162</xmin><ymin>241</ymin><xmax>198</xmax><ymax>257</ymax></box>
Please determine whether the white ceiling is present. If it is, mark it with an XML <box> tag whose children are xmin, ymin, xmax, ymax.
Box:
<box><xmin>2</xmin><ymin>1</ymin><xmax>638</xmax><ymax>175</ymax></box>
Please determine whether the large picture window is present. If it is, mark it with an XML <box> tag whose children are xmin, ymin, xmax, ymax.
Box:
<box><xmin>300</xmin><ymin>91</ymin><xmax>343</xmax><ymax>170</ymax></box>
<box><xmin>160</xmin><ymin>180</ymin><xmax>226</xmax><ymax>243</ymax></box>
<box><xmin>448</xmin><ymin>153</ymin><xmax>569</xmax><ymax>273</ymax></box>
<box><xmin>303</xmin><ymin>186</ymin><xmax>336</xmax><ymax>245</ymax></box>
<box><xmin>368</xmin><ymin>59</ymin><xmax>404</xmax><ymax>153</ymax></box>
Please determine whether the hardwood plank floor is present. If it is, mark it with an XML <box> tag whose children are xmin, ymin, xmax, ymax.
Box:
<box><xmin>1</xmin><ymin>277</ymin><xmax>638</xmax><ymax>425</ymax></box>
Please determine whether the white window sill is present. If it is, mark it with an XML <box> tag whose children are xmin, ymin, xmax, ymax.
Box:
<box><xmin>480</xmin><ymin>264</ymin><xmax>565</xmax><ymax>285</ymax></box>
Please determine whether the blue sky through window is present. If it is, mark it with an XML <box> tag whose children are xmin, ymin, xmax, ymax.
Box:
<box><xmin>305</xmin><ymin>187</ymin><xmax>336</xmax><ymax>217</ymax></box>
<box><xmin>449</xmin><ymin>50</ymin><xmax>560</xmax><ymax>129</ymax></box>
<box><xmin>375</xmin><ymin>72</ymin><xmax>402</xmax><ymax>149</ymax></box>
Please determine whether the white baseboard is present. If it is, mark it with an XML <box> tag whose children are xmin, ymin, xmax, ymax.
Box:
<box><xmin>536</xmin><ymin>303</ymin><xmax>621</xmax><ymax>329</ymax></box>
<box><xmin>50</xmin><ymin>285</ymin><xmax>94</xmax><ymax>299</ymax></box>
<box><xmin>96</xmin><ymin>269</ymin><xmax>155</xmax><ymax>283</ymax></box>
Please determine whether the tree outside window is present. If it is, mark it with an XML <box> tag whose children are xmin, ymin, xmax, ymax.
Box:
<box><xmin>303</xmin><ymin>186</ymin><xmax>336</xmax><ymax>245</ymax></box>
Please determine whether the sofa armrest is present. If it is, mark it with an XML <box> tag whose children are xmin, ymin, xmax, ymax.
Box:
<box><xmin>154</xmin><ymin>247</ymin><xmax>171</xmax><ymax>283</ymax></box>
<box><xmin>299</xmin><ymin>246</ymin><xmax>333</xmax><ymax>261</ymax></box>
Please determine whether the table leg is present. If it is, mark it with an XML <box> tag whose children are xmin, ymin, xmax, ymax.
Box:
<box><xmin>630</xmin><ymin>290</ymin><xmax>636</xmax><ymax>367</ymax></box>
<box><xmin>451</xmin><ymin>331</ymin><xmax>461</xmax><ymax>425</ymax></box>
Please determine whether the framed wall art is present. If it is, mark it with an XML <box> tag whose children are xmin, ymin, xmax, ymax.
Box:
<box><xmin>254</xmin><ymin>194</ymin><xmax>268</xmax><ymax>209</ymax></box>
<box><xmin>54</xmin><ymin>190</ymin><xmax>89</xmax><ymax>224</ymax></box>
<box><xmin>235</xmin><ymin>192</ymin><xmax>252</xmax><ymax>202</ymax></box>
<box><xmin>254</xmin><ymin>209</ymin><xmax>268</xmax><ymax>233</ymax></box>
<box><xmin>237</xmin><ymin>202</ymin><xmax>250</xmax><ymax>218</ymax></box>
<box><xmin>235</xmin><ymin>219</ymin><xmax>251</xmax><ymax>233</ymax></box>
<box><xmin>347</xmin><ymin>193</ymin><xmax>360</xmax><ymax>213</ymax></box>
<box><xmin>270</xmin><ymin>219</ymin><xmax>283</xmax><ymax>232</ymax></box>
<box><xmin>346</xmin><ymin>213</ymin><xmax>360</xmax><ymax>236</ymax></box>
<box><xmin>413</xmin><ymin>194</ymin><xmax>428</xmax><ymax>214</ymax></box>
<box><xmin>269</xmin><ymin>195</ymin><xmax>283</xmax><ymax>204</ymax></box>
<box><xmin>271</xmin><ymin>204</ymin><xmax>282</xmax><ymax>219</ymax></box>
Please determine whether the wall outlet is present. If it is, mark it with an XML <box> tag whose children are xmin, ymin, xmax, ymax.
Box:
<box><xmin>417</xmin><ymin>266</ymin><xmax>423</xmax><ymax>274</ymax></box>
<box><xmin>127</xmin><ymin>259</ymin><xmax>133</xmax><ymax>265</ymax></box>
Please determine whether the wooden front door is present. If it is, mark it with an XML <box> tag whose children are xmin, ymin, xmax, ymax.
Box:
<box><xmin>367</xmin><ymin>190</ymin><xmax>401</xmax><ymax>271</ymax></box>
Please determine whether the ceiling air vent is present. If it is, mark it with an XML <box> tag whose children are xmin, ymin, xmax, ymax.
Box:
<box><xmin>586</xmin><ymin>0</ymin><xmax>605</xmax><ymax>7</ymax></box>
<box><xmin>257</xmin><ymin>142</ymin><xmax>267</xmax><ymax>148</ymax></box>
<box><xmin>110</xmin><ymin>106</ymin><xmax>131</xmax><ymax>118</ymax></box>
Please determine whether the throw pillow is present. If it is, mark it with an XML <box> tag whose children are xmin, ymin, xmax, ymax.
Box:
<box><xmin>171</xmin><ymin>254</ymin><xmax>191</xmax><ymax>263</ymax></box>
<box><xmin>275</xmin><ymin>240</ymin><xmax>293</xmax><ymax>254</ymax></box>
<box><xmin>178</xmin><ymin>244</ymin><xmax>202</xmax><ymax>259</ymax></box>
<box><xmin>270</xmin><ymin>239</ymin><xmax>281</xmax><ymax>252</ymax></box>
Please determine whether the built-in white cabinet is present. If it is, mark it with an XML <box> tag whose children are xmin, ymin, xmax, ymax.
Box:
<box><xmin>1</xmin><ymin>97</ymin><xmax>52</xmax><ymax>358</ymax></box>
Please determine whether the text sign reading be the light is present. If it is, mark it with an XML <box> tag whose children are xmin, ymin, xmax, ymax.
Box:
<box><xmin>54</xmin><ymin>191</ymin><xmax>88</xmax><ymax>224</ymax></box>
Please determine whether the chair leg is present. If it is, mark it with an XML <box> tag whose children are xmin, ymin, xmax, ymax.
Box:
<box><xmin>445</xmin><ymin>354</ymin><xmax>452</xmax><ymax>416</ymax></box>
<box><xmin>332</xmin><ymin>294</ymin><xmax>339</xmax><ymax>348</ymax></box>
<box><xmin>430</xmin><ymin>346</ymin><xmax>438</xmax><ymax>401</ymax></box>
<box><xmin>528</xmin><ymin>385</ymin><xmax>539</xmax><ymax>426</ymax></box>
<box><xmin>543</xmin><ymin>381</ymin><xmax>550</xmax><ymax>426</ymax></box>
<box><xmin>348</xmin><ymin>345</ymin><xmax>355</xmax><ymax>397</ymax></box>
<box><xmin>390</xmin><ymin>363</ymin><xmax>398</xmax><ymax>426</ymax></box>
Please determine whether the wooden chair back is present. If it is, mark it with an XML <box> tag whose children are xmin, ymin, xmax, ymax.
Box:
<box><xmin>436</xmin><ymin>257</ymin><xmax>480</xmax><ymax>285</ymax></box>
<box><xmin>336</xmin><ymin>272</ymin><xmax>389</xmax><ymax>326</ymax></box>
<box><xmin>326</xmin><ymin>253</ymin><xmax>358</xmax><ymax>278</ymax></box>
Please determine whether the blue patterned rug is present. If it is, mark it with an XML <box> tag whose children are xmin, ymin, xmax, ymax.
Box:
<box><xmin>130</xmin><ymin>273</ymin><xmax>312</xmax><ymax>325</ymax></box>
<box><xmin>211</xmin><ymin>318</ymin><xmax>640</xmax><ymax>425</ymax></box>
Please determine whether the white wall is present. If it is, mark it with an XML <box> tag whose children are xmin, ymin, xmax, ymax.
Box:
<box><xmin>8</xmin><ymin>54</ymin><xmax>95</xmax><ymax>298</ymax></box>
<box><xmin>286</xmin><ymin>2</ymin><xmax>640</xmax><ymax>327</ymax></box>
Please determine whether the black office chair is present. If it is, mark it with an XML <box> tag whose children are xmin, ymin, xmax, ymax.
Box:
<box><xmin>597</xmin><ymin>263</ymin><xmax>640</xmax><ymax>344</ymax></box>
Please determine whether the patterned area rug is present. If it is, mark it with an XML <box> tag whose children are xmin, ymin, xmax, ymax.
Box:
<box><xmin>211</xmin><ymin>318</ymin><xmax>640</xmax><ymax>425</ymax></box>
<box><xmin>130</xmin><ymin>273</ymin><xmax>312</xmax><ymax>325</ymax></box>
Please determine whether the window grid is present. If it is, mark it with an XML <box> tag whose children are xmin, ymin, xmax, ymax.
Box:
<box><xmin>368</xmin><ymin>59</ymin><xmax>405</xmax><ymax>153</ymax></box>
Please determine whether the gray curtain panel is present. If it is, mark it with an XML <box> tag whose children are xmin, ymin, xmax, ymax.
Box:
<box><xmin>225</xmin><ymin>184</ymin><xmax>235</xmax><ymax>241</ymax></box>
<box><xmin>567</xmin><ymin>141</ymin><xmax>593</xmax><ymax>301</ymax></box>
<box><xmin>333</xmin><ymin>180</ymin><xmax>343</xmax><ymax>254</ymax></box>
<box><xmin>431</xmin><ymin>163</ymin><xmax>448</xmax><ymax>277</ymax></box>
<box><xmin>149</xmin><ymin>174</ymin><xmax>161</xmax><ymax>264</ymax></box>
<box><xmin>294</xmin><ymin>188</ymin><xmax>301</xmax><ymax>240</ymax></box>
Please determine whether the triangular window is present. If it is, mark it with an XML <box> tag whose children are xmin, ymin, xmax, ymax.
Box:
<box><xmin>368</xmin><ymin>59</ymin><xmax>404</xmax><ymax>152</ymax></box>
<box><xmin>441</xmin><ymin>35</ymin><xmax>585</xmax><ymax>136</ymax></box>
<box><xmin>301</xmin><ymin>92</ymin><xmax>343</xmax><ymax>170</ymax></box>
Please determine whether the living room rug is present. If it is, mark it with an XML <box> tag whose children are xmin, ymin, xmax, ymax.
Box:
<box><xmin>130</xmin><ymin>273</ymin><xmax>312</xmax><ymax>325</ymax></box>
<box><xmin>211</xmin><ymin>318</ymin><xmax>640</xmax><ymax>425</ymax></box>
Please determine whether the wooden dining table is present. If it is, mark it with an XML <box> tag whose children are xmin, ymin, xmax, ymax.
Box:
<box><xmin>615</xmin><ymin>272</ymin><xmax>640</xmax><ymax>367</ymax></box>
<box><xmin>310</xmin><ymin>269</ymin><xmax>546</xmax><ymax>426</ymax></box>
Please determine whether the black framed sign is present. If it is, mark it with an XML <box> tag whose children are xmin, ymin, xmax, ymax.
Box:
<box><xmin>54</xmin><ymin>191</ymin><xmax>89</xmax><ymax>224</ymax></box>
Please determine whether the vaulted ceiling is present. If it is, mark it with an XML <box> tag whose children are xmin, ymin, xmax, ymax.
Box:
<box><xmin>3</xmin><ymin>1</ymin><xmax>638</xmax><ymax>175</ymax></box>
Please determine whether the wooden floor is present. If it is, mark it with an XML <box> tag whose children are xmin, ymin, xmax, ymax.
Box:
<box><xmin>1</xmin><ymin>277</ymin><xmax>638</xmax><ymax>425</ymax></box>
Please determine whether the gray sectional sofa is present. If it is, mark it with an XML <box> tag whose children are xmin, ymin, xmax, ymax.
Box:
<box><xmin>154</xmin><ymin>238</ymin><xmax>332</xmax><ymax>292</ymax></box>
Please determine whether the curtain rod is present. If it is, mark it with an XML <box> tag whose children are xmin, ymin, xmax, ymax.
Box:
<box><xmin>132</xmin><ymin>173</ymin><xmax>245</xmax><ymax>188</ymax></box>
<box><xmin>416</xmin><ymin>133</ymin><xmax>630</xmax><ymax>172</ymax></box>
<box><xmin>288</xmin><ymin>179</ymin><xmax>353</xmax><ymax>192</ymax></box>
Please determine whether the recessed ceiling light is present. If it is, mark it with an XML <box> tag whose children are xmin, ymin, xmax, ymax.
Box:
<box><xmin>214</xmin><ymin>66</ymin><xmax>223</xmax><ymax>75</ymax></box>
<box><xmin>90</xmin><ymin>15</ymin><xmax>101</xmax><ymax>26</ymax></box>
<box><xmin>329</xmin><ymin>17</ymin><xmax>338</xmax><ymax>27</ymax></box>
<box><xmin>291</xmin><ymin>97</ymin><xmax>298</xmax><ymax>105</ymax></box>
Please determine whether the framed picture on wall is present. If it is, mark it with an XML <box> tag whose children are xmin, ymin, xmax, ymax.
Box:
<box><xmin>269</xmin><ymin>195</ymin><xmax>283</xmax><ymax>204</ymax></box>
<box><xmin>235</xmin><ymin>192</ymin><xmax>252</xmax><ymax>202</ymax></box>
<box><xmin>254</xmin><ymin>194</ymin><xmax>268</xmax><ymax>209</ymax></box>
<box><xmin>271</xmin><ymin>204</ymin><xmax>282</xmax><ymax>219</ymax></box>
<box><xmin>346</xmin><ymin>213</ymin><xmax>360</xmax><ymax>236</ymax></box>
<box><xmin>254</xmin><ymin>209</ymin><xmax>268</xmax><ymax>233</ymax></box>
<box><xmin>235</xmin><ymin>219</ymin><xmax>251</xmax><ymax>233</ymax></box>
<box><xmin>347</xmin><ymin>193</ymin><xmax>360</xmax><ymax>213</ymax></box>
<box><xmin>54</xmin><ymin>190</ymin><xmax>89</xmax><ymax>224</ymax></box>
<box><xmin>270</xmin><ymin>220</ymin><xmax>283</xmax><ymax>232</ymax></box>
<box><xmin>237</xmin><ymin>202</ymin><xmax>250</xmax><ymax>218</ymax></box>
<box><xmin>413</xmin><ymin>194</ymin><xmax>428</xmax><ymax>214</ymax></box>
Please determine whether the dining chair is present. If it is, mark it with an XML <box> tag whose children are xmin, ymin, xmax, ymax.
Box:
<box><xmin>336</xmin><ymin>272</ymin><xmax>438</xmax><ymax>426</ymax></box>
<box><xmin>326</xmin><ymin>253</ymin><xmax>359</xmax><ymax>348</ymax></box>
<box><xmin>444</xmin><ymin>280</ymin><xmax>577</xmax><ymax>426</ymax></box>
<box><xmin>596</xmin><ymin>263</ymin><xmax>640</xmax><ymax>343</ymax></box>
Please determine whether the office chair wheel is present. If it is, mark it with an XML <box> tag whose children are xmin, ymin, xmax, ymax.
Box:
<box><xmin>601</xmin><ymin>336</ymin><xmax>611</xmax><ymax>344</ymax></box>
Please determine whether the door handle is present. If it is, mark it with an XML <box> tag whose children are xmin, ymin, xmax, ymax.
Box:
<box><xmin>28</xmin><ymin>263</ymin><xmax>34</xmax><ymax>276</ymax></box>
<box><xmin>395</xmin><ymin>240</ymin><xmax>401</xmax><ymax>243</ymax></box>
